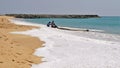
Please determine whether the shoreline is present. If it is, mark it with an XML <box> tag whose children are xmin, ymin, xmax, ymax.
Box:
<box><xmin>22</xmin><ymin>16</ymin><xmax>120</xmax><ymax>35</ymax></box>
<box><xmin>0</xmin><ymin>16</ymin><xmax>44</xmax><ymax>68</ymax></box>
<box><xmin>11</xmin><ymin>19</ymin><xmax>120</xmax><ymax>68</ymax></box>
<box><xmin>58</xmin><ymin>28</ymin><xmax>120</xmax><ymax>44</ymax></box>
<box><xmin>12</xmin><ymin>19</ymin><xmax>120</xmax><ymax>43</ymax></box>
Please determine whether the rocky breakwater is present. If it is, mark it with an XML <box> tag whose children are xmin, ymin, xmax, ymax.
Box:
<box><xmin>5</xmin><ymin>14</ymin><xmax>100</xmax><ymax>18</ymax></box>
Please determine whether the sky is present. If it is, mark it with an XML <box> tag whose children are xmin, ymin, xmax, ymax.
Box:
<box><xmin>0</xmin><ymin>0</ymin><xmax>120</xmax><ymax>16</ymax></box>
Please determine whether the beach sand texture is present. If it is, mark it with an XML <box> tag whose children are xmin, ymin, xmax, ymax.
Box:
<box><xmin>0</xmin><ymin>16</ymin><xmax>44</xmax><ymax>68</ymax></box>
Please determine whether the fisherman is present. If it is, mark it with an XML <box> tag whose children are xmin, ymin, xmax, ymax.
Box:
<box><xmin>47</xmin><ymin>21</ymin><xmax>51</xmax><ymax>27</ymax></box>
<box><xmin>51</xmin><ymin>21</ymin><xmax>58</xmax><ymax>28</ymax></box>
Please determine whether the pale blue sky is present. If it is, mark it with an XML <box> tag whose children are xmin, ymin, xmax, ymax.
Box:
<box><xmin>0</xmin><ymin>0</ymin><xmax>120</xmax><ymax>16</ymax></box>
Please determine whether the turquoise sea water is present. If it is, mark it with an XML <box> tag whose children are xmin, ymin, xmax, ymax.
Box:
<box><xmin>24</xmin><ymin>16</ymin><xmax>120</xmax><ymax>35</ymax></box>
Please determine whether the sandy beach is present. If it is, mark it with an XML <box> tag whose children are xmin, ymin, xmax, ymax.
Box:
<box><xmin>0</xmin><ymin>0</ymin><xmax>119</xmax><ymax>68</ymax></box>
<box><xmin>1</xmin><ymin>16</ymin><xmax>120</xmax><ymax>68</ymax></box>
<box><xmin>0</xmin><ymin>16</ymin><xmax>44</xmax><ymax>68</ymax></box>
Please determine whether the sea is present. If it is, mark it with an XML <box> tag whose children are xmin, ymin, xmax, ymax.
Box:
<box><xmin>21</xmin><ymin>16</ymin><xmax>120</xmax><ymax>42</ymax></box>
<box><xmin>24</xmin><ymin>16</ymin><xmax>120</xmax><ymax>35</ymax></box>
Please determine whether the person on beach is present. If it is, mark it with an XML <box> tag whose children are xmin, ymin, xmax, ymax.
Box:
<box><xmin>47</xmin><ymin>21</ymin><xmax>51</xmax><ymax>27</ymax></box>
<box><xmin>51</xmin><ymin>21</ymin><xmax>58</xmax><ymax>28</ymax></box>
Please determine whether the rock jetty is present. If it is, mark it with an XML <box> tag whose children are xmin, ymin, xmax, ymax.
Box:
<box><xmin>5</xmin><ymin>14</ymin><xmax>100</xmax><ymax>19</ymax></box>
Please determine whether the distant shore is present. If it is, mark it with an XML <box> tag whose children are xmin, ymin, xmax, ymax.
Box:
<box><xmin>5</xmin><ymin>14</ymin><xmax>100</xmax><ymax>18</ymax></box>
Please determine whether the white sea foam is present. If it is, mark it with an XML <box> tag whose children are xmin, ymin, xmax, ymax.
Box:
<box><xmin>11</xmin><ymin>19</ymin><xmax>120</xmax><ymax>68</ymax></box>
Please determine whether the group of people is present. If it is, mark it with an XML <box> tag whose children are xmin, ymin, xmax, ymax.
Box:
<box><xmin>47</xmin><ymin>21</ymin><xmax>58</xmax><ymax>28</ymax></box>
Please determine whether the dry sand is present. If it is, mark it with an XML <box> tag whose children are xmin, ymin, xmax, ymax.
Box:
<box><xmin>0</xmin><ymin>16</ymin><xmax>44</xmax><ymax>68</ymax></box>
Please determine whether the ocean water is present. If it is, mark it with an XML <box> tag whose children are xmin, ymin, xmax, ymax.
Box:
<box><xmin>24</xmin><ymin>16</ymin><xmax>120</xmax><ymax>35</ymax></box>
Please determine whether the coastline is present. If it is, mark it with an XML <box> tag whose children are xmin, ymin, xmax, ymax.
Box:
<box><xmin>0</xmin><ymin>16</ymin><xmax>44</xmax><ymax>68</ymax></box>
<box><xmin>11</xmin><ymin>19</ymin><xmax>120</xmax><ymax>68</ymax></box>
<box><xmin>13</xmin><ymin>19</ymin><xmax>120</xmax><ymax>44</ymax></box>
<box><xmin>23</xmin><ymin>16</ymin><xmax>120</xmax><ymax>35</ymax></box>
